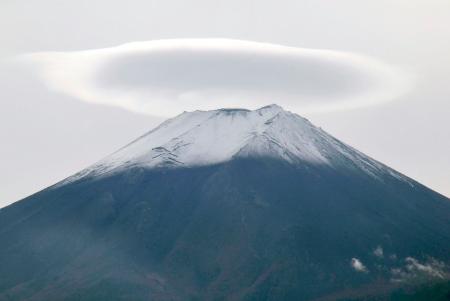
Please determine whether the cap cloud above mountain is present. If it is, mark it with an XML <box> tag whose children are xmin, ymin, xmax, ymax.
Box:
<box><xmin>21</xmin><ymin>39</ymin><xmax>411</xmax><ymax>116</ymax></box>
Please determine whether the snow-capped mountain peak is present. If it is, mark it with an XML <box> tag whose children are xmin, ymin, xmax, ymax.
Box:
<box><xmin>99</xmin><ymin>104</ymin><xmax>326</xmax><ymax>168</ymax></box>
<box><xmin>65</xmin><ymin>104</ymin><xmax>409</xmax><ymax>184</ymax></box>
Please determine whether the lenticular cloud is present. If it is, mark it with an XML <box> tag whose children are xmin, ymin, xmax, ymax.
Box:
<box><xmin>22</xmin><ymin>39</ymin><xmax>411</xmax><ymax>116</ymax></box>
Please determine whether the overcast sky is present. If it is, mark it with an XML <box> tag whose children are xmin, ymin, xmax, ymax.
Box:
<box><xmin>1</xmin><ymin>0</ymin><xmax>449</xmax><ymax>207</ymax></box>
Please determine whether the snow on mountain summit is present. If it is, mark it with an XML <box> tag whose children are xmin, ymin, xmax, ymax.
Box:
<box><xmin>100</xmin><ymin>104</ymin><xmax>328</xmax><ymax>168</ymax></box>
<box><xmin>64</xmin><ymin>104</ymin><xmax>410</xmax><ymax>184</ymax></box>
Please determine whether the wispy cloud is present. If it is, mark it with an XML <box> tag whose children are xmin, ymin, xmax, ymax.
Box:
<box><xmin>391</xmin><ymin>257</ymin><xmax>448</xmax><ymax>283</ymax></box>
<box><xmin>373</xmin><ymin>245</ymin><xmax>384</xmax><ymax>258</ymax></box>
<box><xmin>20</xmin><ymin>39</ymin><xmax>412</xmax><ymax>116</ymax></box>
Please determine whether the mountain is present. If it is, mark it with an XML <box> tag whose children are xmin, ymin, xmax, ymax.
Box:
<box><xmin>0</xmin><ymin>104</ymin><xmax>449</xmax><ymax>301</ymax></box>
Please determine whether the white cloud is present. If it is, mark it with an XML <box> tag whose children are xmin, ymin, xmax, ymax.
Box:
<box><xmin>20</xmin><ymin>39</ymin><xmax>412</xmax><ymax>117</ymax></box>
<box><xmin>391</xmin><ymin>257</ymin><xmax>447</xmax><ymax>283</ymax></box>
<box><xmin>373</xmin><ymin>246</ymin><xmax>384</xmax><ymax>258</ymax></box>
<box><xmin>351</xmin><ymin>258</ymin><xmax>368</xmax><ymax>273</ymax></box>
<box><xmin>404</xmin><ymin>257</ymin><xmax>446</xmax><ymax>279</ymax></box>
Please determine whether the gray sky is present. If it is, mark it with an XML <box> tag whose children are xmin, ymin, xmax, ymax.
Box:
<box><xmin>1</xmin><ymin>0</ymin><xmax>449</xmax><ymax>207</ymax></box>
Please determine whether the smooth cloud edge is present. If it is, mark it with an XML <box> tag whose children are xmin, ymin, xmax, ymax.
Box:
<box><xmin>17</xmin><ymin>39</ymin><xmax>414</xmax><ymax>117</ymax></box>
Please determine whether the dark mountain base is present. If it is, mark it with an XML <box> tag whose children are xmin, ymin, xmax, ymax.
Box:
<box><xmin>1</xmin><ymin>158</ymin><xmax>449</xmax><ymax>300</ymax></box>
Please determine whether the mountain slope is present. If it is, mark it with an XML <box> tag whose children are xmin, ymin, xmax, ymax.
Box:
<box><xmin>64</xmin><ymin>104</ymin><xmax>410</xmax><ymax>185</ymax></box>
<box><xmin>0</xmin><ymin>105</ymin><xmax>449</xmax><ymax>301</ymax></box>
